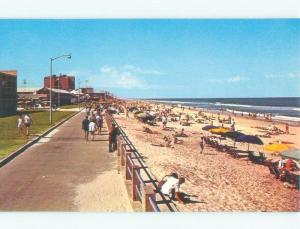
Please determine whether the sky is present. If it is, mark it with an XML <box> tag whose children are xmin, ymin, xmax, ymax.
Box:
<box><xmin>0</xmin><ymin>19</ymin><xmax>299</xmax><ymax>98</ymax></box>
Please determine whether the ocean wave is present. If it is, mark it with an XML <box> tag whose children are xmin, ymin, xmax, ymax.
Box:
<box><xmin>220</xmin><ymin>104</ymin><xmax>300</xmax><ymax>112</ymax></box>
<box><xmin>214</xmin><ymin>103</ymin><xmax>253</xmax><ymax>108</ymax></box>
<box><xmin>151</xmin><ymin>100</ymin><xmax>209</xmax><ymax>105</ymax></box>
<box><xmin>273</xmin><ymin>115</ymin><xmax>300</xmax><ymax>122</ymax></box>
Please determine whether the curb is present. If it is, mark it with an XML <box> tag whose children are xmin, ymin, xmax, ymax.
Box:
<box><xmin>0</xmin><ymin>109</ymin><xmax>82</xmax><ymax>168</ymax></box>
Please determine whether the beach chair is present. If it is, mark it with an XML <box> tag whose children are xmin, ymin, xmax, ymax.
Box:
<box><xmin>232</xmin><ymin>150</ymin><xmax>249</xmax><ymax>158</ymax></box>
<box><xmin>248</xmin><ymin>151</ymin><xmax>266</xmax><ymax>164</ymax></box>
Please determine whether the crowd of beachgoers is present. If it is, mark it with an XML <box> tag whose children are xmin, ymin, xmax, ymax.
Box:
<box><xmin>110</xmin><ymin>100</ymin><xmax>299</xmax><ymax>212</ymax></box>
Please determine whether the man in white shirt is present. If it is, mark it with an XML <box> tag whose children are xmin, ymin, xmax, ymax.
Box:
<box><xmin>23</xmin><ymin>114</ymin><xmax>33</xmax><ymax>136</ymax></box>
<box><xmin>89</xmin><ymin>121</ymin><xmax>96</xmax><ymax>141</ymax></box>
<box><xmin>160</xmin><ymin>175</ymin><xmax>185</xmax><ymax>203</ymax></box>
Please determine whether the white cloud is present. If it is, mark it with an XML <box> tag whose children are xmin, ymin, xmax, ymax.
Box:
<box><xmin>227</xmin><ymin>75</ymin><xmax>249</xmax><ymax>83</ymax></box>
<box><xmin>100</xmin><ymin>66</ymin><xmax>116</xmax><ymax>75</ymax></box>
<box><xmin>122</xmin><ymin>64</ymin><xmax>163</xmax><ymax>75</ymax></box>
<box><xmin>208</xmin><ymin>75</ymin><xmax>249</xmax><ymax>84</ymax></box>
<box><xmin>99</xmin><ymin>66</ymin><xmax>145</xmax><ymax>89</ymax></box>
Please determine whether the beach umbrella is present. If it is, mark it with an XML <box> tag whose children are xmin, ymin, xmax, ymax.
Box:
<box><xmin>280</xmin><ymin>149</ymin><xmax>300</xmax><ymax>161</ymax></box>
<box><xmin>263</xmin><ymin>143</ymin><xmax>292</xmax><ymax>153</ymax></box>
<box><xmin>221</xmin><ymin>131</ymin><xmax>244</xmax><ymax>140</ymax></box>
<box><xmin>202</xmin><ymin>125</ymin><xmax>217</xmax><ymax>131</ymax></box>
<box><xmin>209</xmin><ymin>127</ymin><xmax>230</xmax><ymax>135</ymax></box>
<box><xmin>236</xmin><ymin>134</ymin><xmax>263</xmax><ymax>151</ymax></box>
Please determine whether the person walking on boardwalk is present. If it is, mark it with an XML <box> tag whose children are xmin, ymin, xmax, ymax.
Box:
<box><xmin>109</xmin><ymin>123</ymin><xmax>119</xmax><ymax>152</ymax></box>
<box><xmin>17</xmin><ymin>114</ymin><xmax>25</xmax><ymax>136</ymax></box>
<box><xmin>23</xmin><ymin>113</ymin><xmax>33</xmax><ymax>136</ymax></box>
<box><xmin>95</xmin><ymin>113</ymin><xmax>102</xmax><ymax>135</ymax></box>
<box><xmin>82</xmin><ymin>116</ymin><xmax>90</xmax><ymax>141</ymax></box>
<box><xmin>89</xmin><ymin>119</ymin><xmax>96</xmax><ymax>141</ymax></box>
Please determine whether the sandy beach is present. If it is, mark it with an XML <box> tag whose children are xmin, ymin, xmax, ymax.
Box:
<box><xmin>114</xmin><ymin>101</ymin><xmax>300</xmax><ymax>212</ymax></box>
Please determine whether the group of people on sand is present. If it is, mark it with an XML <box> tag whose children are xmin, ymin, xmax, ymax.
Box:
<box><xmin>17</xmin><ymin>113</ymin><xmax>33</xmax><ymax>136</ymax></box>
<box><xmin>82</xmin><ymin>105</ymin><xmax>104</xmax><ymax>141</ymax></box>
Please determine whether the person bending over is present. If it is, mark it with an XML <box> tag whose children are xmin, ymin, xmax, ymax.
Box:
<box><xmin>159</xmin><ymin>174</ymin><xmax>186</xmax><ymax>204</ymax></box>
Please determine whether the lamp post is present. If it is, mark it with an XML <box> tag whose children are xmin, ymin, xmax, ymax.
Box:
<box><xmin>49</xmin><ymin>54</ymin><xmax>71</xmax><ymax>124</ymax></box>
<box><xmin>78</xmin><ymin>79</ymin><xmax>81</xmax><ymax>111</ymax></box>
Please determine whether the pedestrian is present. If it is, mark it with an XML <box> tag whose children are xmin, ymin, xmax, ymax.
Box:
<box><xmin>158</xmin><ymin>173</ymin><xmax>186</xmax><ymax>204</ymax></box>
<box><xmin>82</xmin><ymin>116</ymin><xmax>90</xmax><ymax>141</ymax></box>
<box><xmin>200</xmin><ymin>139</ymin><xmax>204</xmax><ymax>154</ymax></box>
<box><xmin>109</xmin><ymin>123</ymin><xmax>119</xmax><ymax>152</ymax></box>
<box><xmin>23</xmin><ymin>113</ymin><xmax>33</xmax><ymax>136</ymax></box>
<box><xmin>89</xmin><ymin>120</ymin><xmax>96</xmax><ymax>141</ymax></box>
<box><xmin>17</xmin><ymin>114</ymin><xmax>25</xmax><ymax>136</ymax></box>
<box><xmin>285</xmin><ymin>123</ymin><xmax>289</xmax><ymax>134</ymax></box>
<box><xmin>162</xmin><ymin>115</ymin><xmax>167</xmax><ymax>130</ymax></box>
<box><xmin>230</xmin><ymin>122</ymin><xmax>235</xmax><ymax>131</ymax></box>
<box><xmin>126</xmin><ymin>108</ymin><xmax>129</xmax><ymax>119</ymax></box>
<box><xmin>95</xmin><ymin>114</ymin><xmax>101</xmax><ymax>135</ymax></box>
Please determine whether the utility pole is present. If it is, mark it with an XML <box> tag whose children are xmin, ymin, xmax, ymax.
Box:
<box><xmin>57</xmin><ymin>76</ymin><xmax>60</xmax><ymax>107</ymax></box>
<box><xmin>78</xmin><ymin>79</ymin><xmax>81</xmax><ymax>111</ymax></box>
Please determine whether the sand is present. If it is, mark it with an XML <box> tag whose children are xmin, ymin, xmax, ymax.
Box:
<box><xmin>114</xmin><ymin>103</ymin><xmax>300</xmax><ymax>212</ymax></box>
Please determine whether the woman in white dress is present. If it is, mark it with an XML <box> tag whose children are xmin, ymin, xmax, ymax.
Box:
<box><xmin>17</xmin><ymin>114</ymin><xmax>25</xmax><ymax>136</ymax></box>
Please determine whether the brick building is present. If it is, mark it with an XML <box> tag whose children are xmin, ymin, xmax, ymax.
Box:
<box><xmin>0</xmin><ymin>70</ymin><xmax>17</xmax><ymax>116</ymax></box>
<box><xmin>44</xmin><ymin>74</ymin><xmax>75</xmax><ymax>91</ymax></box>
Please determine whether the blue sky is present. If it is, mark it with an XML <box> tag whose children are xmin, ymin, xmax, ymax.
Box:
<box><xmin>0</xmin><ymin>19</ymin><xmax>299</xmax><ymax>98</ymax></box>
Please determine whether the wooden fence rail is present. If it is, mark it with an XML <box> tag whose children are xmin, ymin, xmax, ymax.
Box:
<box><xmin>105</xmin><ymin>112</ymin><xmax>177</xmax><ymax>212</ymax></box>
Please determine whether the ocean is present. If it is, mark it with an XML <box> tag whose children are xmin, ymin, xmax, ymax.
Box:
<box><xmin>146</xmin><ymin>97</ymin><xmax>300</xmax><ymax>123</ymax></box>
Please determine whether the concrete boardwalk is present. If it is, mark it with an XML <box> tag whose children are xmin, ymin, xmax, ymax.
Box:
<box><xmin>0</xmin><ymin>112</ymin><xmax>132</xmax><ymax>211</ymax></box>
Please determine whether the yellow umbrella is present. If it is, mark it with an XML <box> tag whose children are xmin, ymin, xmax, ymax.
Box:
<box><xmin>263</xmin><ymin>143</ymin><xmax>291</xmax><ymax>152</ymax></box>
<box><xmin>209</xmin><ymin>127</ymin><xmax>230</xmax><ymax>134</ymax></box>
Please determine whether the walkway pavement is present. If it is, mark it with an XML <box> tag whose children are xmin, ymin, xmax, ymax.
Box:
<box><xmin>0</xmin><ymin>112</ymin><xmax>132</xmax><ymax>211</ymax></box>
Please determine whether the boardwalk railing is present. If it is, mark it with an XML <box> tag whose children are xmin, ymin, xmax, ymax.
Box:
<box><xmin>105</xmin><ymin>112</ymin><xmax>177</xmax><ymax>212</ymax></box>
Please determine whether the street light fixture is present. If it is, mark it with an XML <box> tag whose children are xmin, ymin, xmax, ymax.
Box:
<box><xmin>49</xmin><ymin>54</ymin><xmax>72</xmax><ymax>124</ymax></box>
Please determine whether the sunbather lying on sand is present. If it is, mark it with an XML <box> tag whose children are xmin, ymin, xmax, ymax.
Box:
<box><xmin>143</xmin><ymin>126</ymin><xmax>159</xmax><ymax>134</ymax></box>
<box><xmin>151</xmin><ymin>136</ymin><xmax>173</xmax><ymax>147</ymax></box>
<box><xmin>172</xmin><ymin>134</ymin><xmax>184</xmax><ymax>145</ymax></box>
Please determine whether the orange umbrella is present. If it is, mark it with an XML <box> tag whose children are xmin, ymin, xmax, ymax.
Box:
<box><xmin>209</xmin><ymin>127</ymin><xmax>230</xmax><ymax>135</ymax></box>
<box><xmin>263</xmin><ymin>143</ymin><xmax>292</xmax><ymax>152</ymax></box>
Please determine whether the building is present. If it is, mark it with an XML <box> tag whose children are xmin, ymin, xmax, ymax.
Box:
<box><xmin>17</xmin><ymin>94</ymin><xmax>48</xmax><ymax>109</ymax></box>
<box><xmin>36</xmin><ymin>87</ymin><xmax>74</xmax><ymax>106</ymax></box>
<box><xmin>17</xmin><ymin>87</ymin><xmax>40</xmax><ymax>95</ymax></box>
<box><xmin>80</xmin><ymin>87</ymin><xmax>94</xmax><ymax>94</ymax></box>
<box><xmin>0</xmin><ymin>70</ymin><xmax>17</xmax><ymax>116</ymax></box>
<box><xmin>44</xmin><ymin>74</ymin><xmax>75</xmax><ymax>91</ymax></box>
